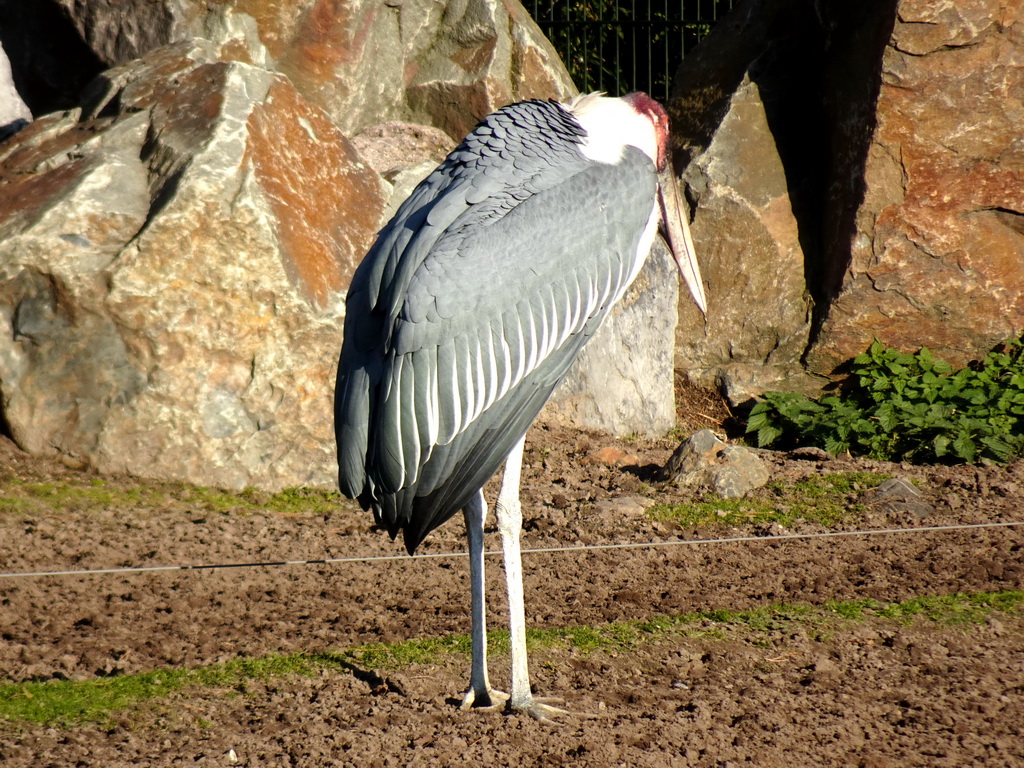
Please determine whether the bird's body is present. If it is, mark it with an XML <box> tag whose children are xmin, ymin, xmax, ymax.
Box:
<box><xmin>335</xmin><ymin>93</ymin><xmax>705</xmax><ymax>718</ymax></box>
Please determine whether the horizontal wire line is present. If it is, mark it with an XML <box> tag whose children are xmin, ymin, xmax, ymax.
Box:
<box><xmin>0</xmin><ymin>520</ymin><xmax>1021</xmax><ymax>581</ymax></box>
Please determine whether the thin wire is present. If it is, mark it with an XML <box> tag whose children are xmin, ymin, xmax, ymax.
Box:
<box><xmin>0</xmin><ymin>520</ymin><xmax>1020</xmax><ymax>580</ymax></box>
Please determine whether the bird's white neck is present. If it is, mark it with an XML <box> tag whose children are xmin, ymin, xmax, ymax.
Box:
<box><xmin>565</xmin><ymin>93</ymin><xmax>661</xmax><ymax>168</ymax></box>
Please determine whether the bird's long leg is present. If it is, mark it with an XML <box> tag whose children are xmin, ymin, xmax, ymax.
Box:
<box><xmin>459</xmin><ymin>490</ymin><xmax>508</xmax><ymax>711</ymax></box>
<box><xmin>495</xmin><ymin>436</ymin><xmax>567</xmax><ymax>722</ymax></box>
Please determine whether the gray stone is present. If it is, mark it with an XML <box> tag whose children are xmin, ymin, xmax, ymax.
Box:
<box><xmin>669</xmin><ymin>0</ymin><xmax>819</xmax><ymax>399</ymax></box>
<box><xmin>543</xmin><ymin>237</ymin><xmax>680</xmax><ymax>437</ymax></box>
<box><xmin>659</xmin><ymin>428</ymin><xmax>769</xmax><ymax>498</ymax></box>
<box><xmin>710</xmin><ymin>446</ymin><xmax>770</xmax><ymax>498</ymax></box>
<box><xmin>862</xmin><ymin>476</ymin><xmax>934</xmax><ymax>519</ymax></box>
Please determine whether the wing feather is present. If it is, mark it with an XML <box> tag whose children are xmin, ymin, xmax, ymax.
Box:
<box><xmin>399</xmin><ymin>354</ymin><xmax>420</xmax><ymax>484</ymax></box>
<box><xmin>436</xmin><ymin>340</ymin><xmax>459</xmax><ymax>444</ymax></box>
<box><xmin>375</xmin><ymin>354</ymin><xmax>406</xmax><ymax>493</ymax></box>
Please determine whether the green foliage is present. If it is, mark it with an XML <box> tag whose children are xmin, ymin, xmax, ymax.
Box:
<box><xmin>747</xmin><ymin>339</ymin><xmax>1024</xmax><ymax>464</ymax></box>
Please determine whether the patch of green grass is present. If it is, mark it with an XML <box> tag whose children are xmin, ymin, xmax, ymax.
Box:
<box><xmin>843</xmin><ymin>592</ymin><xmax>1024</xmax><ymax>626</ymax></box>
<box><xmin>0</xmin><ymin>474</ymin><xmax>345</xmax><ymax>518</ymax></box>
<box><xmin>0</xmin><ymin>479</ymin><xmax>168</xmax><ymax>516</ymax></box>
<box><xmin>170</xmin><ymin>483</ymin><xmax>347</xmax><ymax>516</ymax></box>
<box><xmin>263</xmin><ymin>487</ymin><xmax>342</xmax><ymax>516</ymax></box>
<box><xmin>649</xmin><ymin>471</ymin><xmax>890</xmax><ymax>529</ymax></box>
<box><xmin>297</xmin><ymin>589</ymin><xmax>1024</xmax><ymax>669</ymax></box>
<box><xmin>0</xmin><ymin>654</ymin><xmax>328</xmax><ymax>727</ymax></box>
<box><xmin>4</xmin><ymin>590</ymin><xmax>1020</xmax><ymax>727</ymax></box>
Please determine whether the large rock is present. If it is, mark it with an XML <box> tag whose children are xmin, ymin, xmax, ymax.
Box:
<box><xmin>401</xmin><ymin>0</ymin><xmax>574</xmax><ymax>138</ymax></box>
<box><xmin>54</xmin><ymin>0</ymin><xmax>185</xmax><ymax>65</ymax></box>
<box><xmin>227</xmin><ymin>0</ymin><xmax>575</xmax><ymax>138</ymax></box>
<box><xmin>805</xmin><ymin>0</ymin><xmax>1024</xmax><ymax>373</ymax></box>
<box><xmin>0</xmin><ymin>42</ymin><xmax>30</xmax><ymax>138</ymax></box>
<box><xmin>8</xmin><ymin>0</ymin><xmax>574</xmax><ymax>139</ymax></box>
<box><xmin>674</xmin><ymin>72</ymin><xmax>814</xmax><ymax>404</ymax></box>
<box><xmin>668</xmin><ymin>0</ymin><xmax>830</xmax><ymax>404</ymax></box>
<box><xmin>670</xmin><ymin>0</ymin><xmax>1024</xmax><ymax>399</ymax></box>
<box><xmin>0</xmin><ymin>40</ymin><xmax>387</xmax><ymax>489</ymax></box>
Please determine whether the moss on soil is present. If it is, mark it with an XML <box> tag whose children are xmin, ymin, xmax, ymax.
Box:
<box><xmin>3</xmin><ymin>590</ymin><xmax>1020</xmax><ymax>728</ymax></box>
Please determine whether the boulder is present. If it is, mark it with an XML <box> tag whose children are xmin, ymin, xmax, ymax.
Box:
<box><xmin>246</xmin><ymin>0</ymin><xmax>575</xmax><ymax>137</ymax></box>
<box><xmin>53</xmin><ymin>0</ymin><xmax>185</xmax><ymax>66</ymax></box>
<box><xmin>0</xmin><ymin>40</ymin><xmax>387</xmax><ymax>489</ymax></box>
<box><xmin>8</xmin><ymin>0</ymin><xmax>575</xmax><ymax>139</ymax></box>
<box><xmin>350</xmin><ymin>121</ymin><xmax>454</xmax><ymax>221</ymax></box>
<box><xmin>659</xmin><ymin>428</ymin><xmax>769</xmax><ymax>498</ymax></box>
<box><xmin>542</xmin><ymin>238</ymin><xmax>680</xmax><ymax>437</ymax></box>
<box><xmin>674</xmin><ymin>72</ymin><xmax>814</xmax><ymax>405</ymax></box>
<box><xmin>0</xmin><ymin>2</ymin><xmax>688</xmax><ymax>486</ymax></box>
<box><xmin>670</xmin><ymin>0</ymin><xmax>1024</xmax><ymax>399</ymax></box>
<box><xmin>668</xmin><ymin>0</ymin><xmax>828</xmax><ymax>405</ymax></box>
<box><xmin>401</xmin><ymin>0</ymin><xmax>575</xmax><ymax>138</ymax></box>
<box><xmin>805</xmin><ymin>0</ymin><xmax>1024</xmax><ymax>373</ymax></box>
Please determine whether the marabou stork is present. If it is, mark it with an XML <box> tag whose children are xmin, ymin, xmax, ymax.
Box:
<box><xmin>335</xmin><ymin>92</ymin><xmax>706</xmax><ymax>720</ymax></box>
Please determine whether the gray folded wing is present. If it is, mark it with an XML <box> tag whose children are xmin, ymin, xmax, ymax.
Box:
<box><xmin>335</xmin><ymin>100</ymin><xmax>657</xmax><ymax>552</ymax></box>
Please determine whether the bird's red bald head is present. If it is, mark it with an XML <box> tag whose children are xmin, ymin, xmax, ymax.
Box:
<box><xmin>623</xmin><ymin>92</ymin><xmax>670</xmax><ymax>172</ymax></box>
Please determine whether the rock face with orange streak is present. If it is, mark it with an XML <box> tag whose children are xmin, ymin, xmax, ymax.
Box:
<box><xmin>670</xmin><ymin>0</ymin><xmax>1024</xmax><ymax>404</ymax></box>
<box><xmin>24</xmin><ymin>1</ymin><xmax>573</xmax><ymax>139</ymax></box>
<box><xmin>0</xmin><ymin>40</ymin><xmax>387</xmax><ymax>489</ymax></box>
<box><xmin>804</xmin><ymin>1</ymin><xmax>1024</xmax><ymax>374</ymax></box>
<box><xmin>230</xmin><ymin>0</ymin><xmax>575</xmax><ymax>138</ymax></box>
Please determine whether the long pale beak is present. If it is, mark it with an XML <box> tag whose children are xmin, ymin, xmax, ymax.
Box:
<box><xmin>658</xmin><ymin>159</ymin><xmax>707</xmax><ymax>316</ymax></box>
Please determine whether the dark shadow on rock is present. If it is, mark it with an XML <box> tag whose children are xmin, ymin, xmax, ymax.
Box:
<box><xmin>745</xmin><ymin>3</ymin><xmax>829</xmax><ymax>324</ymax></box>
<box><xmin>669</xmin><ymin>0</ymin><xmax>899</xmax><ymax>364</ymax></box>
<box><xmin>620</xmin><ymin>462</ymin><xmax>666</xmax><ymax>484</ymax></box>
<box><xmin>809</xmin><ymin>2</ymin><xmax>898</xmax><ymax>347</ymax></box>
<box><xmin>0</xmin><ymin>0</ymin><xmax>105</xmax><ymax>116</ymax></box>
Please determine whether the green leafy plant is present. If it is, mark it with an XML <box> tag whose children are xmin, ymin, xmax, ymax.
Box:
<box><xmin>747</xmin><ymin>339</ymin><xmax>1024</xmax><ymax>464</ymax></box>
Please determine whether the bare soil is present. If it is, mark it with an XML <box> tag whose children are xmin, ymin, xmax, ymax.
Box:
<box><xmin>1</xmin><ymin>409</ymin><xmax>1023</xmax><ymax>767</ymax></box>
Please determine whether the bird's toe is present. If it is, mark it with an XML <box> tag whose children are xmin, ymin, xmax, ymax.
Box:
<box><xmin>512</xmin><ymin>696</ymin><xmax>571</xmax><ymax>724</ymax></box>
<box><xmin>459</xmin><ymin>686</ymin><xmax>509</xmax><ymax>711</ymax></box>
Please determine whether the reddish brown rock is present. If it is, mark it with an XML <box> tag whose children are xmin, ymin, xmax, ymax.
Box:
<box><xmin>18</xmin><ymin>1</ymin><xmax>574</xmax><ymax>139</ymax></box>
<box><xmin>0</xmin><ymin>40</ymin><xmax>387</xmax><ymax>489</ymax></box>
<box><xmin>806</xmin><ymin>0</ymin><xmax>1024</xmax><ymax>373</ymax></box>
<box><xmin>247</xmin><ymin>78</ymin><xmax>382</xmax><ymax>306</ymax></box>
<box><xmin>671</xmin><ymin>0</ymin><xmax>1024</xmax><ymax>400</ymax></box>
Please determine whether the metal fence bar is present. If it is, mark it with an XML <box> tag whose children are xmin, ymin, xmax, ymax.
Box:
<box><xmin>529</xmin><ymin>0</ymin><xmax>734</xmax><ymax>102</ymax></box>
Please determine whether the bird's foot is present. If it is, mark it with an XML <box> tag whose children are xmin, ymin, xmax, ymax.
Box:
<box><xmin>510</xmin><ymin>695</ymin><xmax>576</xmax><ymax>724</ymax></box>
<box><xmin>459</xmin><ymin>686</ymin><xmax>509</xmax><ymax>712</ymax></box>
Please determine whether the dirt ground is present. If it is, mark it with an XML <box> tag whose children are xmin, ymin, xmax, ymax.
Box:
<box><xmin>0</xmin><ymin>402</ymin><xmax>1022</xmax><ymax>767</ymax></box>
